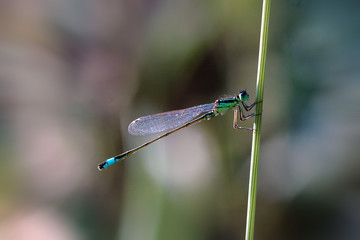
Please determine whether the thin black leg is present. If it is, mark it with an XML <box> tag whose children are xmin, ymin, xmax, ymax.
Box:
<box><xmin>242</xmin><ymin>101</ymin><xmax>262</xmax><ymax>111</ymax></box>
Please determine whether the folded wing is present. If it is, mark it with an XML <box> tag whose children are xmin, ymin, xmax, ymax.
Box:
<box><xmin>128</xmin><ymin>103</ymin><xmax>214</xmax><ymax>135</ymax></box>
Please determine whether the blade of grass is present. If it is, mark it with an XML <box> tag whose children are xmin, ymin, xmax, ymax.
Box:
<box><xmin>245</xmin><ymin>0</ymin><xmax>271</xmax><ymax>239</ymax></box>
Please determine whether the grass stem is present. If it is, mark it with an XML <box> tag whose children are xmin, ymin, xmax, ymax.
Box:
<box><xmin>245</xmin><ymin>0</ymin><xmax>271</xmax><ymax>239</ymax></box>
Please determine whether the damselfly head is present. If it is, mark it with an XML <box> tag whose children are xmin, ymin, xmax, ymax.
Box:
<box><xmin>238</xmin><ymin>90</ymin><xmax>250</xmax><ymax>102</ymax></box>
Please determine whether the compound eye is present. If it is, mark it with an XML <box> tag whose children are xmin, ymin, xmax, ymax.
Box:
<box><xmin>239</xmin><ymin>90</ymin><xmax>249</xmax><ymax>101</ymax></box>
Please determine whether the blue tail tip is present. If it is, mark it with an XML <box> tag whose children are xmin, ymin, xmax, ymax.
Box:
<box><xmin>98</xmin><ymin>157</ymin><xmax>116</xmax><ymax>171</ymax></box>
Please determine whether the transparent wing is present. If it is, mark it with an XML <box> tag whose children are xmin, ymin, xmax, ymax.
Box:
<box><xmin>128</xmin><ymin>103</ymin><xmax>214</xmax><ymax>135</ymax></box>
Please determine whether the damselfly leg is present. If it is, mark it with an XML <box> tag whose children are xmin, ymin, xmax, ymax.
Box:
<box><xmin>242</xmin><ymin>101</ymin><xmax>262</xmax><ymax>111</ymax></box>
<box><xmin>233</xmin><ymin>101</ymin><xmax>261</xmax><ymax>131</ymax></box>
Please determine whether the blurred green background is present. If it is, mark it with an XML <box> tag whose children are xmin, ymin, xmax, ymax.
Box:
<box><xmin>0</xmin><ymin>0</ymin><xmax>359</xmax><ymax>239</ymax></box>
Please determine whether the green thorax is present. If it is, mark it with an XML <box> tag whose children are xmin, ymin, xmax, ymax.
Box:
<box><xmin>214</xmin><ymin>97</ymin><xmax>240</xmax><ymax>114</ymax></box>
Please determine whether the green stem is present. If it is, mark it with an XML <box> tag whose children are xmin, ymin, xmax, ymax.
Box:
<box><xmin>245</xmin><ymin>0</ymin><xmax>271</xmax><ymax>239</ymax></box>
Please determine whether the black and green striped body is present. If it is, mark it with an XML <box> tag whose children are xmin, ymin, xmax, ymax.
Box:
<box><xmin>213</xmin><ymin>97</ymin><xmax>240</xmax><ymax>115</ymax></box>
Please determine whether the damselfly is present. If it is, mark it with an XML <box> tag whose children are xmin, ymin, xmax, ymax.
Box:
<box><xmin>98</xmin><ymin>90</ymin><xmax>259</xmax><ymax>170</ymax></box>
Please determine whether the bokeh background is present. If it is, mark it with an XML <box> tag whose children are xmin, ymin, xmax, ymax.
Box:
<box><xmin>1</xmin><ymin>0</ymin><xmax>359</xmax><ymax>239</ymax></box>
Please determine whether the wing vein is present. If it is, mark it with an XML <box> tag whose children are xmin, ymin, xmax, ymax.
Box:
<box><xmin>128</xmin><ymin>103</ymin><xmax>214</xmax><ymax>135</ymax></box>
